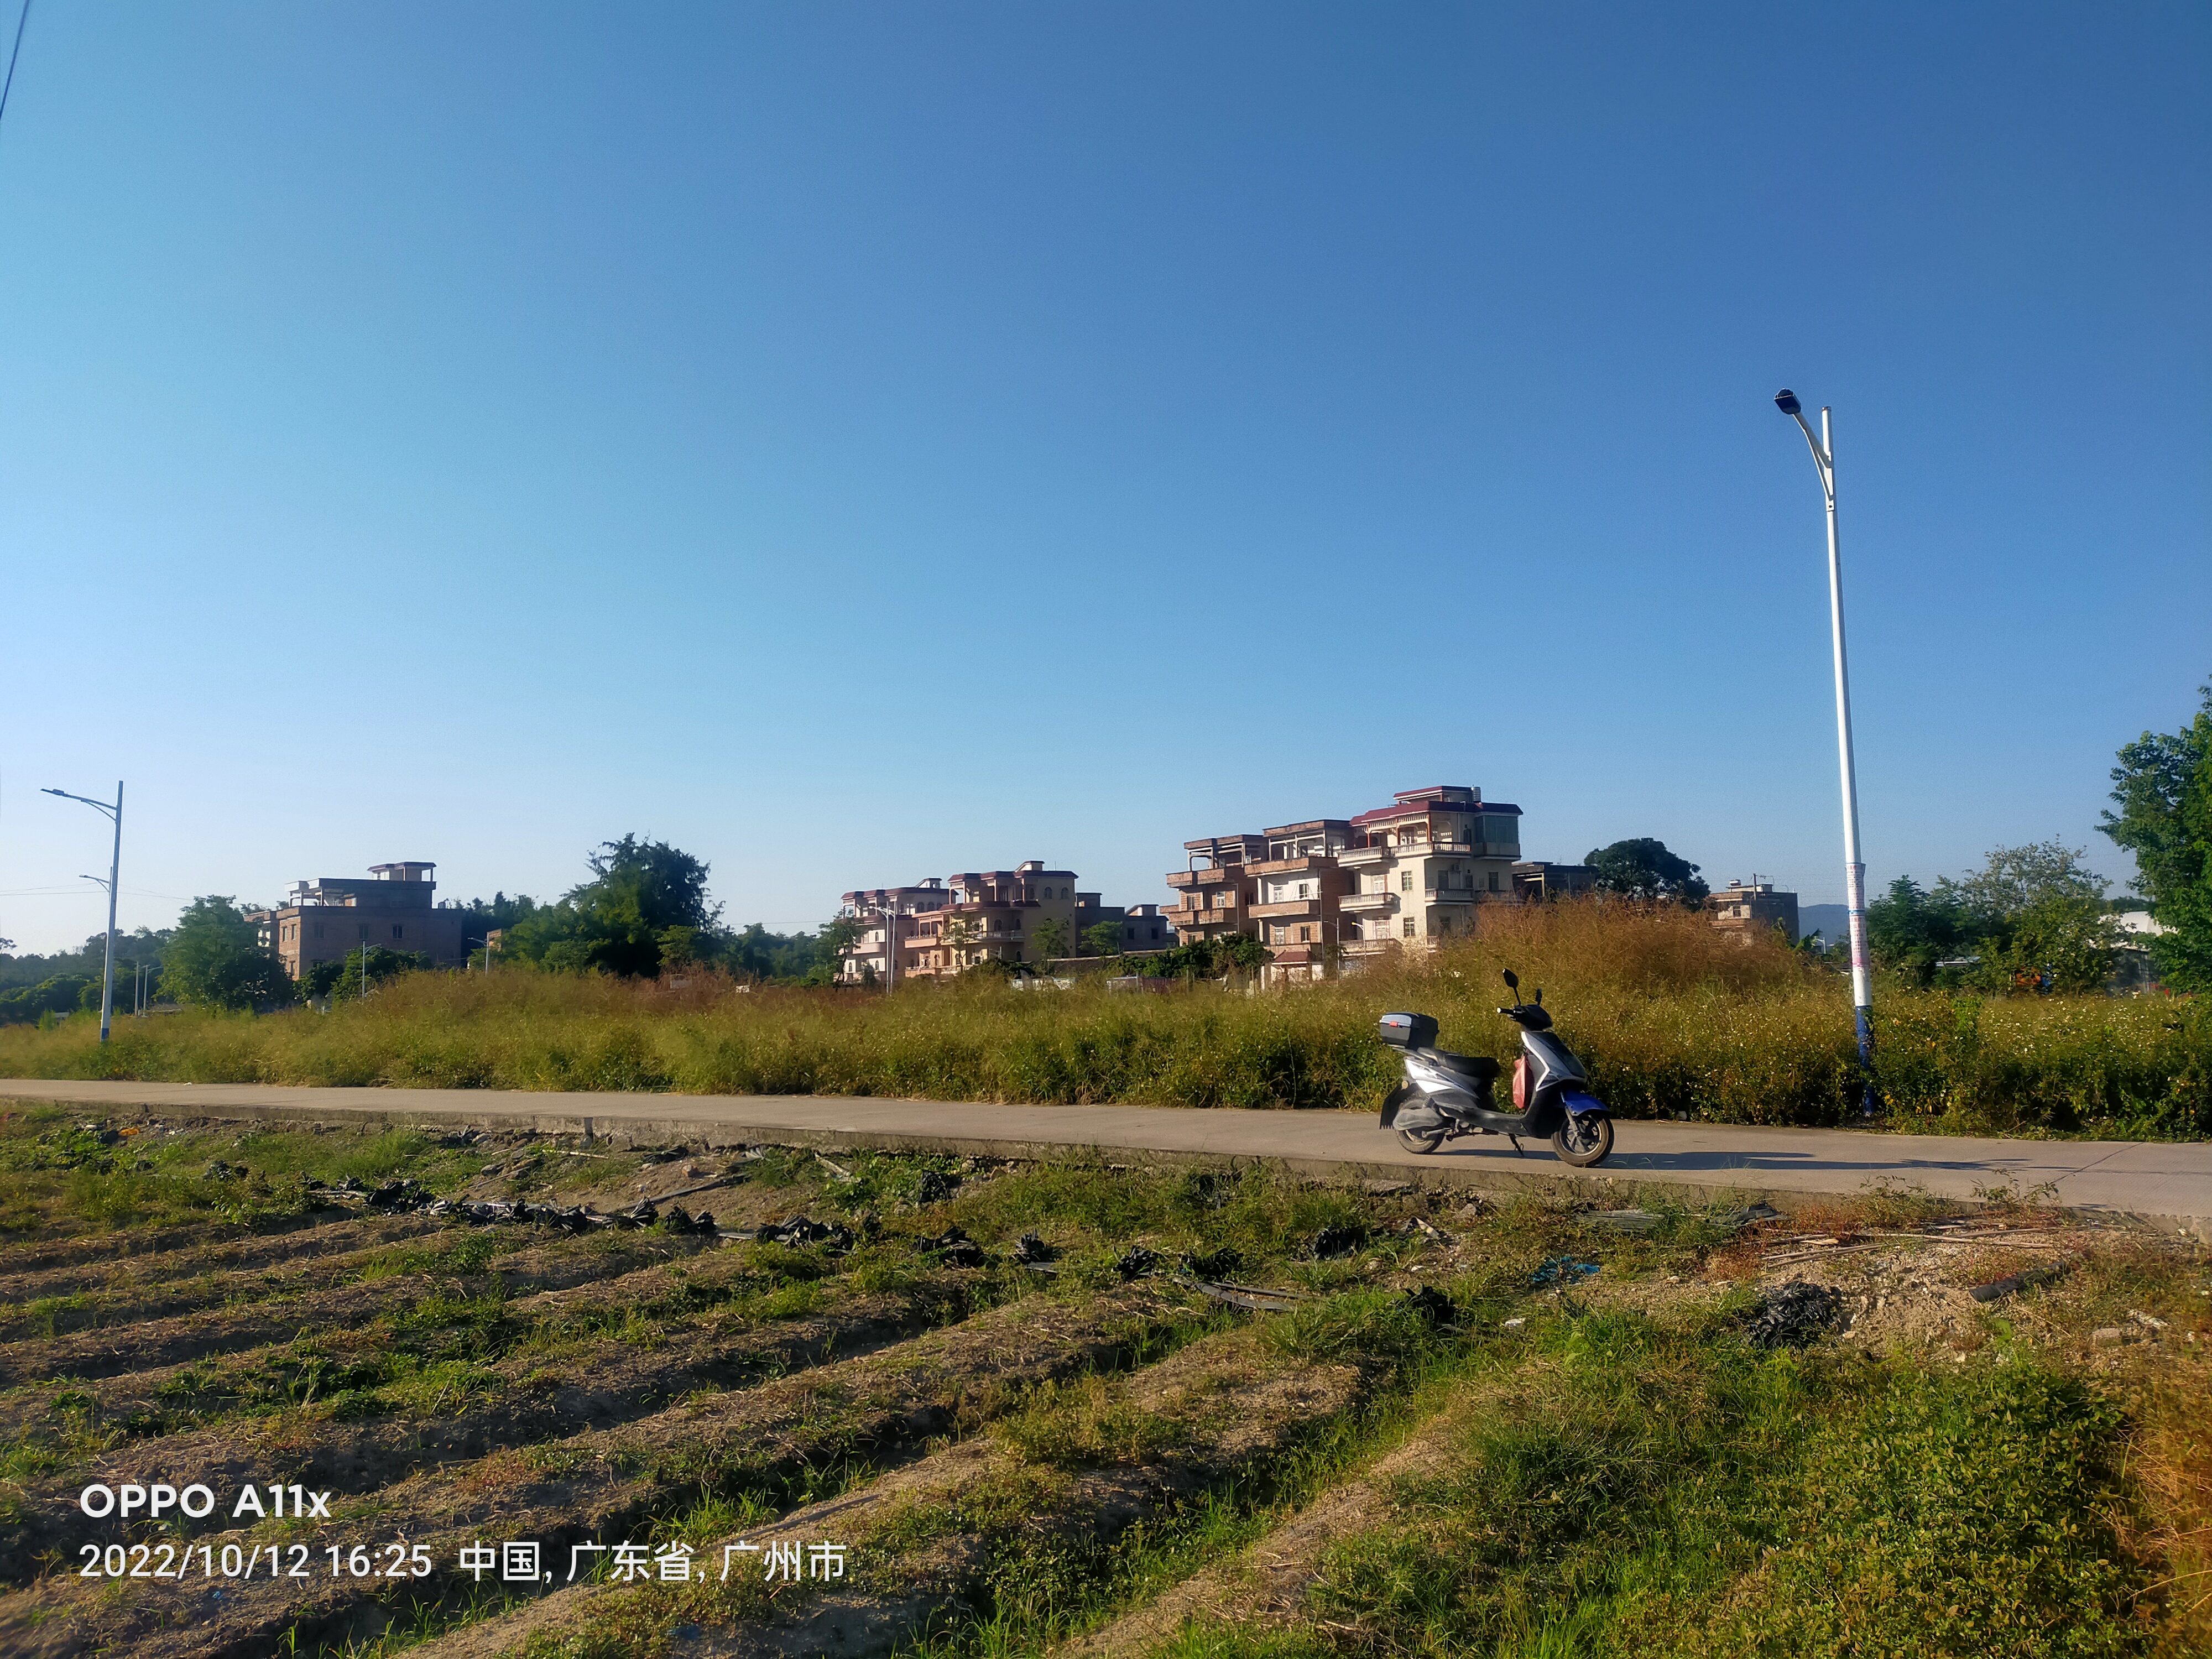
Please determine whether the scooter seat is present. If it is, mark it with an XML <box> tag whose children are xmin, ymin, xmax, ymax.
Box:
<box><xmin>1431</xmin><ymin>1051</ymin><xmax>1500</xmax><ymax>1082</ymax></box>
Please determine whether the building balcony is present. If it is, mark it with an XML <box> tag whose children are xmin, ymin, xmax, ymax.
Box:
<box><xmin>1335</xmin><ymin>845</ymin><xmax>1390</xmax><ymax>867</ymax></box>
<box><xmin>1426</xmin><ymin>889</ymin><xmax>1479</xmax><ymax>905</ymax></box>
<box><xmin>1339</xmin><ymin>891</ymin><xmax>1395</xmax><ymax>912</ymax></box>
<box><xmin>1250</xmin><ymin>899</ymin><xmax>1322</xmax><ymax>920</ymax></box>
<box><xmin>1166</xmin><ymin>867</ymin><xmax>1237</xmax><ymax>889</ymax></box>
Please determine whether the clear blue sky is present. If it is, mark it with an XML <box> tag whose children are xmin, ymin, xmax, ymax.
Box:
<box><xmin>2</xmin><ymin>3</ymin><xmax>2206</xmax><ymax>953</ymax></box>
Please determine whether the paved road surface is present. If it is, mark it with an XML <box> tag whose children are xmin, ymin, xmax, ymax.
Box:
<box><xmin>3</xmin><ymin>1078</ymin><xmax>2206</xmax><ymax>1233</ymax></box>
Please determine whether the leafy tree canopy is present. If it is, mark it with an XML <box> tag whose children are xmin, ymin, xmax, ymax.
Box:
<box><xmin>1867</xmin><ymin>841</ymin><xmax>2120</xmax><ymax>994</ymax></box>
<box><xmin>1584</xmin><ymin>838</ymin><xmax>1709</xmax><ymax>906</ymax></box>
<box><xmin>503</xmin><ymin>836</ymin><xmax>722</xmax><ymax>979</ymax></box>
<box><xmin>2100</xmin><ymin>675</ymin><xmax>2212</xmax><ymax>992</ymax></box>
<box><xmin>161</xmin><ymin>898</ymin><xmax>292</xmax><ymax>1011</ymax></box>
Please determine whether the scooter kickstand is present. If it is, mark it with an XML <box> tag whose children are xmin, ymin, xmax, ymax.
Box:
<box><xmin>1507</xmin><ymin>1135</ymin><xmax>1525</xmax><ymax>1157</ymax></box>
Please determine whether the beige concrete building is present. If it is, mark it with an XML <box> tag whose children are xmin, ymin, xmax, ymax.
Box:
<box><xmin>1706</xmin><ymin>878</ymin><xmax>1799</xmax><ymax>944</ymax></box>
<box><xmin>251</xmin><ymin>862</ymin><xmax>469</xmax><ymax>980</ymax></box>
<box><xmin>1165</xmin><ymin>786</ymin><xmax>1524</xmax><ymax>984</ymax></box>
<box><xmin>1514</xmin><ymin>860</ymin><xmax>1598</xmax><ymax>901</ymax></box>
<box><xmin>833</xmin><ymin>880</ymin><xmax>954</xmax><ymax>987</ymax></box>
<box><xmin>1337</xmin><ymin>786</ymin><xmax>1522</xmax><ymax>970</ymax></box>
<box><xmin>1164</xmin><ymin>834</ymin><xmax>1266</xmax><ymax>946</ymax></box>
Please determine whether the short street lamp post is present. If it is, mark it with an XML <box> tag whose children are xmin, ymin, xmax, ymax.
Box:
<box><xmin>43</xmin><ymin>781</ymin><xmax>124</xmax><ymax>1044</ymax></box>
<box><xmin>1773</xmin><ymin>391</ymin><xmax>1876</xmax><ymax>1115</ymax></box>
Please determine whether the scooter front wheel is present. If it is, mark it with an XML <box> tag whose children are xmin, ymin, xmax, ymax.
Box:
<box><xmin>1551</xmin><ymin>1112</ymin><xmax>1613</xmax><ymax>1168</ymax></box>
<box><xmin>1397</xmin><ymin>1128</ymin><xmax>1446</xmax><ymax>1155</ymax></box>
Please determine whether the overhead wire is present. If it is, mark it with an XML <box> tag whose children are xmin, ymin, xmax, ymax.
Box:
<box><xmin>0</xmin><ymin>0</ymin><xmax>30</xmax><ymax>144</ymax></box>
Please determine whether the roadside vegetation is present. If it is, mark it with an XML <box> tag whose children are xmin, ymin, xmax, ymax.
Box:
<box><xmin>0</xmin><ymin>1103</ymin><xmax>2201</xmax><ymax>1659</ymax></box>
<box><xmin>1</xmin><ymin>901</ymin><xmax>2203</xmax><ymax>1139</ymax></box>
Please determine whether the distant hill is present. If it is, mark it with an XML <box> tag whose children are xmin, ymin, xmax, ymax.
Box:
<box><xmin>1799</xmin><ymin>904</ymin><xmax>1849</xmax><ymax>945</ymax></box>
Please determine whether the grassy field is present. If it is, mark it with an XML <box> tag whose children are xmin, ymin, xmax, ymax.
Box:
<box><xmin>0</xmin><ymin>1102</ymin><xmax>2203</xmax><ymax>1658</ymax></box>
<box><xmin>1</xmin><ymin>904</ymin><xmax>2204</xmax><ymax>1137</ymax></box>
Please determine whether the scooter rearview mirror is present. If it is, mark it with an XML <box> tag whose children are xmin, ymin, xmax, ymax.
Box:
<box><xmin>1534</xmin><ymin>989</ymin><xmax>1543</xmax><ymax>1006</ymax></box>
<box><xmin>1503</xmin><ymin>969</ymin><xmax>1519</xmax><ymax>992</ymax></box>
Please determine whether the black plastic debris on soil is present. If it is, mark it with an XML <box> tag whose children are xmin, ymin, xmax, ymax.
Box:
<box><xmin>204</xmin><ymin>1160</ymin><xmax>249</xmax><ymax>1182</ymax></box>
<box><xmin>1742</xmin><ymin>1280</ymin><xmax>1841</xmax><ymax>1348</ymax></box>
<box><xmin>912</xmin><ymin>1169</ymin><xmax>961</xmax><ymax>1205</ymax></box>
<box><xmin>1180</xmin><ymin>1245</ymin><xmax>1242</xmax><ymax>1280</ymax></box>
<box><xmin>916</xmin><ymin>1227</ymin><xmax>989</xmax><ymax>1268</ymax></box>
<box><xmin>1401</xmin><ymin>1285</ymin><xmax>1454</xmax><ymax>1326</ymax></box>
<box><xmin>1011</xmin><ymin>1233</ymin><xmax>1058</xmax><ymax>1266</ymax></box>
<box><xmin>367</xmin><ymin>1178</ymin><xmax>433</xmax><ymax>1210</ymax></box>
<box><xmin>656</xmin><ymin>1204</ymin><xmax>719</xmax><ymax>1238</ymax></box>
<box><xmin>1115</xmin><ymin>1246</ymin><xmax>1160</xmax><ymax>1281</ymax></box>
<box><xmin>755</xmin><ymin>1215</ymin><xmax>855</xmax><ymax>1251</ymax></box>
<box><xmin>1309</xmin><ymin>1225</ymin><xmax>1365</xmax><ymax>1260</ymax></box>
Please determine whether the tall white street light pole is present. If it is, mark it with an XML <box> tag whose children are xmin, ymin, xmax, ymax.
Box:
<box><xmin>1773</xmin><ymin>391</ymin><xmax>1876</xmax><ymax>1114</ymax></box>
<box><xmin>43</xmin><ymin>781</ymin><xmax>123</xmax><ymax>1044</ymax></box>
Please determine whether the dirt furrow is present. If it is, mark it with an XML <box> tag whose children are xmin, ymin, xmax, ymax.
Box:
<box><xmin>0</xmin><ymin>1278</ymin><xmax>969</xmax><ymax>1574</ymax></box>
<box><xmin>0</xmin><ymin>1221</ymin><xmax>550</xmax><ymax>1343</ymax></box>
<box><xmin>0</xmin><ymin>1207</ymin><xmax>421</xmax><ymax>1281</ymax></box>
<box><xmin>0</xmin><ymin>1238</ymin><xmax>807</xmax><ymax>1444</ymax></box>
<box><xmin>415</xmin><ymin>1323</ymin><xmax>1369</xmax><ymax>1659</ymax></box>
<box><xmin>0</xmin><ymin>1233</ymin><xmax>718</xmax><ymax>1386</ymax></box>
<box><xmin>0</xmin><ymin>1213</ymin><xmax>446</xmax><ymax>1311</ymax></box>
<box><xmin>1057</xmin><ymin>1404</ymin><xmax>1464</xmax><ymax>1656</ymax></box>
<box><xmin>1</xmin><ymin>1284</ymin><xmax>1188</xmax><ymax>1659</ymax></box>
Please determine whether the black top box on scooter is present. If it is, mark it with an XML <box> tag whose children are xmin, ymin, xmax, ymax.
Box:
<box><xmin>1378</xmin><ymin>1012</ymin><xmax>1437</xmax><ymax>1050</ymax></box>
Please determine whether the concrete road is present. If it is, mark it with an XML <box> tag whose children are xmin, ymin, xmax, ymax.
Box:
<box><xmin>4</xmin><ymin>1077</ymin><xmax>2207</xmax><ymax>1234</ymax></box>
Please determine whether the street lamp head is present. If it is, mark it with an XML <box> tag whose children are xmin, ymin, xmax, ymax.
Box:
<box><xmin>1773</xmin><ymin>389</ymin><xmax>1802</xmax><ymax>416</ymax></box>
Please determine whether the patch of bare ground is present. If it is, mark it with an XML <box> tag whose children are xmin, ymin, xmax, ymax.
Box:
<box><xmin>0</xmin><ymin>1279</ymin><xmax>968</xmax><ymax>1575</ymax></box>
<box><xmin>460</xmin><ymin>1327</ymin><xmax>1363</xmax><ymax>1659</ymax></box>
<box><xmin>1055</xmin><ymin>1402</ymin><xmax>1462</xmax><ymax>1657</ymax></box>
<box><xmin>0</xmin><ymin>1232</ymin><xmax>721</xmax><ymax>1386</ymax></box>
<box><xmin>441</xmin><ymin>1322</ymin><xmax>1370</xmax><ymax>1659</ymax></box>
<box><xmin>0</xmin><ymin>1234</ymin><xmax>847</xmax><ymax>1451</ymax></box>
<box><xmin>0</xmin><ymin>1283</ymin><xmax>1188</xmax><ymax>1659</ymax></box>
<box><xmin>0</xmin><ymin>1206</ymin><xmax>440</xmax><ymax>1281</ymax></box>
<box><xmin>0</xmin><ymin>1222</ymin><xmax>577</xmax><ymax>1344</ymax></box>
<box><xmin>0</xmin><ymin>1212</ymin><xmax>446</xmax><ymax>1310</ymax></box>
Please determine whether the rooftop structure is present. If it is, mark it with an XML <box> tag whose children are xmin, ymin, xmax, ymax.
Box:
<box><xmin>251</xmin><ymin>862</ymin><xmax>469</xmax><ymax>980</ymax></box>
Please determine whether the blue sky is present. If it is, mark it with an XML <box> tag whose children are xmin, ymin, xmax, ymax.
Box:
<box><xmin>1</xmin><ymin>3</ymin><xmax>2205</xmax><ymax>952</ymax></box>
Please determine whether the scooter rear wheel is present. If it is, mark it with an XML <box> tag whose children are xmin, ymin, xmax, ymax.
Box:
<box><xmin>1396</xmin><ymin>1128</ymin><xmax>1446</xmax><ymax>1154</ymax></box>
<box><xmin>1551</xmin><ymin>1112</ymin><xmax>1613</xmax><ymax>1167</ymax></box>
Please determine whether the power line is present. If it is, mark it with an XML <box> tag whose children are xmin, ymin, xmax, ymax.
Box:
<box><xmin>0</xmin><ymin>0</ymin><xmax>30</xmax><ymax>143</ymax></box>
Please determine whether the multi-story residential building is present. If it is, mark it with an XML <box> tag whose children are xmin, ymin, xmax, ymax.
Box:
<box><xmin>1337</xmin><ymin>786</ymin><xmax>1522</xmax><ymax>969</ymax></box>
<box><xmin>865</xmin><ymin>863</ymin><xmax>1082</xmax><ymax>979</ymax></box>
<box><xmin>1164</xmin><ymin>834</ymin><xmax>1266</xmax><ymax>946</ymax></box>
<box><xmin>833</xmin><ymin>880</ymin><xmax>953</xmax><ymax>986</ymax></box>
<box><xmin>1514</xmin><ymin>860</ymin><xmax>1599</xmax><ymax>901</ymax></box>
<box><xmin>1706</xmin><ymin>878</ymin><xmax>1799</xmax><ymax>945</ymax></box>
<box><xmin>1114</xmin><ymin>904</ymin><xmax>1173</xmax><ymax>952</ymax></box>
<box><xmin>250</xmin><ymin>862</ymin><xmax>469</xmax><ymax>980</ymax></box>
<box><xmin>1250</xmin><ymin>818</ymin><xmax>1354</xmax><ymax>983</ymax></box>
<box><xmin>1163</xmin><ymin>787</ymin><xmax>1522</xmax><ymax>983</ymax></box>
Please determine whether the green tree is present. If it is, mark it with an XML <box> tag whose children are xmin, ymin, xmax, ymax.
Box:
<box><xmin>1865</xmin><ymin>877</ymin><xmax>1978</xmax><ymax>987</ymax></box>
<box><xmin>2100</xmin><ymin>676</ymin><xmax>2212</xmax><ymax>991</ymax></box>
<box><xmin>161</xmin><ymin>898</ymin><xmax>293</xmax><ymax>1011</ymax></box>
<box><xmin>1030</xmin><ymin>917</ymin><xmax>1069</xmax><ymax>964</ymax></box>
<box><xmin>305</xmin><ymin>946</ymin><xmax>430</xmax><ymax>1005</ymax></box>
<box><xmin>503</xmin><ymin>836</ymin><xmax>721</xmax><ymax>978</ymax></box>
<box><xmin>1584</xmin><ymin>838</ymin><xmax>1709</xmax><ymax>906</ymax></box>
<box><xmin>1081</xmin><ymin>920</ymin><xmax>1123</xmax><ymax>958</ymax></box>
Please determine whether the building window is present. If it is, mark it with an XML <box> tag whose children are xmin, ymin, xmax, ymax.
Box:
<box><xmin>1297</xmin><ymin>882</ymin><xmax>1310</xmax><ymax>900</ymax></box>
<box><xmin>1489</xmin><ymin>870</ymin><xmax>1501</xmax><ymax>893</ymax></box>
<box><xmin>1402</xmin><ymin>918</ymin><xmax>1416</xmax><ymax>938</ymax></box>
<box><xmin>393</xmin><ymin>925</ymin><xmax>404</xmax><ymax>940</ymax></box>
<box><xmin>1298</xmin><ymin>925</ymin><xmax>1310</xmax><ymax>942</ymax></box>
<box><xmin>1400</xmin><ymin>871</ymin><xmax>1413</xmax><ymax>891</ymax></box>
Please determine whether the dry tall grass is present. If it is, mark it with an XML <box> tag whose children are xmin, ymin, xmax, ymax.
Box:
<box><xmin>2</xmin><ymin>902</ymin><xmax>2203</xmax><ymax>1134</ymax></box>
